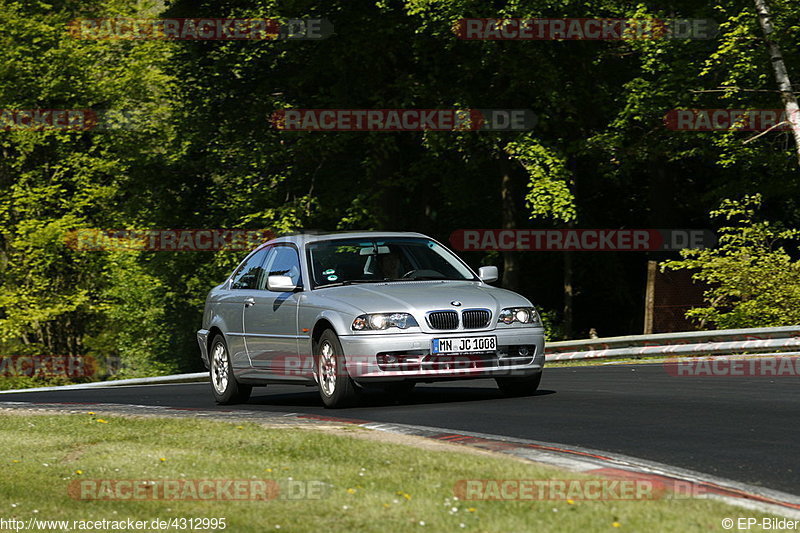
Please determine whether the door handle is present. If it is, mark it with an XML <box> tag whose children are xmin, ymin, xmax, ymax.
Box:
<box><xmin>244</xmin><ymin>297</ymin><xmax>255</xmax><ymax>308</ymax></box>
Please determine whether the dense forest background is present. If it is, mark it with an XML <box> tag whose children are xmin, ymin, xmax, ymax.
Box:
<box><xmin>2</xmin><ymin>0</ymin><xmax>800</xmax><ymax>379</ymax></box>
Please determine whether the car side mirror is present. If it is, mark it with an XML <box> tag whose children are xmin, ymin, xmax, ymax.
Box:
<box><xmin>478</xmin><ymin>266</ymin><xmax>499</xmax><ymax>283</ymax></box>
<box><xmin>267</xmin><ymin>275</ymin><xmax>298</xmax><ymax>292</ymax></box>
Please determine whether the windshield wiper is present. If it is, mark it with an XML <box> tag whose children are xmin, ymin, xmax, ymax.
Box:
<box><xmin>315</xmin><ymin>280</ymin><xmax>380</xmax><ymax>289</ymax></box>
<box><xmin>381</xmin><ymin>277</ymin><xmax>457</xmax><ymax>282</ymax></box>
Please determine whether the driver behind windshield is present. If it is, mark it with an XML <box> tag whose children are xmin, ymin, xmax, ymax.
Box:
<box><xmin>375</xmin><ymin>251</ymin><xmax>406</xmax><ymax>279</ymax></box>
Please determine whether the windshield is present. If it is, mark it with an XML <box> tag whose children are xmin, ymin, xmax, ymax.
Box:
<box><xmin>307</xmin><ymin>237</ymin><xmax>476</xmax><ymax>288</ymax></box>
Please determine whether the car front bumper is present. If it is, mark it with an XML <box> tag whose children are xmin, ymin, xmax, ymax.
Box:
<box><xmin>338</xmin><ymin>327</ymin><xmax>545</xmax><ymax>382</ymax></box>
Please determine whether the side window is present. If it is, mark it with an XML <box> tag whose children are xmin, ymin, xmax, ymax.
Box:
<box><xmin>261</xmin><ymin>246</ymin><xmax>302</xmax><ymax>289</ymax></box>
<box><xmin>230</xmin><ymin>248</ymin><xmax>270</xmax><ymax>290</ymax></box>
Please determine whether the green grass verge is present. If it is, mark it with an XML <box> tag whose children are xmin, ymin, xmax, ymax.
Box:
<box><xmin>0</xmin><ymin>376</ymin><xmax>83</xmax><ymax>391</ymax></box>
<box><xmin>546</xmin><ymin>356</ymin><xmax>668</xmax><ymax>367</ymax></box>
<box><xmin>547</xmin><ymin>352</ymin><xmax>797</xmax><ymax>368</ymax></box>
<box><xmin>0</xmin><ymin>414</ymin><xmax>780</xmax><ymax>532</ymax></box>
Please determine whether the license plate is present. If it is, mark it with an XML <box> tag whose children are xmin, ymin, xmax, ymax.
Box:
<box><xmin>431</xmin><ymin>336</ymin><xmax>496</xmax><ymax>354</ymax></box>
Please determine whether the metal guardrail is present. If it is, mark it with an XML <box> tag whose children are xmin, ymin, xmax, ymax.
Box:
<box><xmin>545</xmin><ymin>326</ymin><xmax>800</xmax><ymax>362</ymax></box>
<box><xmin>0</xmin><ymin>372</ymin><xmax>207</xmax><ymax>394</ymax></box>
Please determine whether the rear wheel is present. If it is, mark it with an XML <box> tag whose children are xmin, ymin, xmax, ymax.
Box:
<box><xmin>210</xmin><ymin>334</ymin><xmax>252</xmax><ymax>404</ymax></box>
<box><xmin>495</xmin><ymin>372</ymin><xmax>542</xmax><ymax>397</ymax></box>
<box><xmin>316</xmin><ymin>329</ymin><xmax>358</xmax><ymax>408</ymax></box>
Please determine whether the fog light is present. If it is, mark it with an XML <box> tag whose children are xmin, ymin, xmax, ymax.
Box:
<box><xmin>377</xmin><ymin>354</ymin><xmax>398</xmax><ymax>366</ymax></box>
<box><xmin>517</xmin><ymin>347</ymin><xmax>529</xmax><ymax>357</ymax></box>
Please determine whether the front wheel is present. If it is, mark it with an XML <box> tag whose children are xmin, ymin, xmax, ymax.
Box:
<box><xmin>495</xmin><ymin>372</ymin><xmax>542</xmax><ymax>397</ymax></box>
<box><xmin>210</xmin><ymin>334</ymin><xmax>252</xmax><ymax>404</ymax></box>
<box><xmin>316</xmin><ymin>329</ymin><xmax>358</xmax><ymax>408</ymax></box>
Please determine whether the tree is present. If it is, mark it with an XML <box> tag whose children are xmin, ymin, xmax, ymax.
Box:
<box><xmin>754</xmin><ymin>0</ymin><xmax>800</xmax><ymax>165</ymax></box>
<box><xmin>663</xmin><ymin>195</ymin><xmax>800</xmax><ymax>328</ymax></box>
<box><xmin>0</xmin><ymin>0</ymin><xmax>180</xmax><ymax>375</ymax></box>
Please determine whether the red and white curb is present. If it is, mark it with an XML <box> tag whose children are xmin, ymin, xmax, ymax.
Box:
<box><xmin>295</xmin><ymin>413</ymin><xmax>800</xmax><ymax>519</ymax></box>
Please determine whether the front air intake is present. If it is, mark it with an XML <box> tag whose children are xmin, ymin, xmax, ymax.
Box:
<box><xmin>427</xmin><ymin>310</ymin><xmax>459</xmax><ymax>330</ymax></box>
<box><xmin>462</xmin><ymin>309</ymin><xmax>491</xmax><ymax>329</ymax></box>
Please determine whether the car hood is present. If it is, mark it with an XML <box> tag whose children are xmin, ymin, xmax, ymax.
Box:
<box><xmin>314</xmin><ymin>281</ymin><xmax>532</xmax><ymax>315</ymax></box>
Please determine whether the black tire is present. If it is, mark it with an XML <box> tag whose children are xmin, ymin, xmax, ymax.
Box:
<box><xmin>315</xmin><ymin>329</ymin><xmax>358</xmax><ymax>408</ymax></box>
<box><xmin>209</xmin><ymin>334</ymin><xmax>252</xmax><ymax>404</ymax></box>
<box><xmin>495</xmin><ymin>372</ymin><xmax>542</xmax><ymax>397</ymax></box>
<box><xmin>382</xmin><ymin>382</ymin><xmax>416</xmax><ymax>397</ymax></box>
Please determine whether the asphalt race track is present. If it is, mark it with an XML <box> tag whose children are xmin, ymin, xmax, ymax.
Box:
<box><xmin>2</xmin><ymin>363</ymin><xmax>798</xmax><ymax>495</ymax></box>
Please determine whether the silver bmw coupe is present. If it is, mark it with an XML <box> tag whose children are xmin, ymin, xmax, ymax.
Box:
<box><xmin>197</xmin><ymin>232</ymin><xmax>545</xmax><ymax>408</ymax></box>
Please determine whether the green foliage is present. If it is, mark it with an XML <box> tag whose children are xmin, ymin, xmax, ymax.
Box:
<box><xmin>85</xmin><ymin>251</ymin><xmax>175</xmax><ymax>377</ymax></box>
<box><xmin>2</xmin><ymin>0</ymin><xmax>800</xmax><ymax>382</ymax></box>
<box><xmin>538</xmin><ymin>309</ymin><xmax>565</xmax><ymax>342</ymax></box>
<box><xmin>506</xmin><ymin>136</ymin><xmax>577</xmax><ymax>223</ymax></box>
<box><xmin>663</xmin><ymin>195</ymin><xmax>800</xmax><ymax>329</ymax></box>
<box><xmin>0</xmin><ymin>0</ymin><xmax>180</xmax><ymax>374</ymax></box>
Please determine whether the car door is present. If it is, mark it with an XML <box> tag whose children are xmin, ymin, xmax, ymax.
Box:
<box><xmin>243</xmin><ymin>244</ymin><xmax>303</xmax><ymax>376</ymax></box>
<box><xmin>223</xmin><ymin>246</ymin><xmax>271</xmax><ymax>369</ymax></box>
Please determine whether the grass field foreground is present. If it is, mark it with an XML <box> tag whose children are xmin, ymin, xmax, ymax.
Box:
<box><xmin>0</xmin><ymin>413</ymin><xmax>781</xmax><ymax>532</ymax></box>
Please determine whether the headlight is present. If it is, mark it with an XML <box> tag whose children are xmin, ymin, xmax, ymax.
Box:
<box><xmin>498</xmin><ymin>307</ymin><xmax>540</xmax><ymax>325</ymax></box>
<box><xmin>352</xmin><ymin>313</ymin><xmax>418</xmax><ymax>331</ymax></box>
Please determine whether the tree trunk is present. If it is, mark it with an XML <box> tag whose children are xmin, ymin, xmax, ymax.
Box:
<box><xmin>563</xmin><ymin>251</ymin><xmax>573</xmax><ymax>339</ymax></box>
<box><xmin>643</xmin><ymin>260</ymin><xmax>657</xmax><ymax>334</ymax></box>
<box><xmin>562</xmin><ymin>168</ymin><xmax>577</xmax><ymax>339</ymax></box>
<box><xmin>500</xmin><ymin>159</ymin><xmax>520</xmax><ymax>291</ymax></box>
<box><xmin>754</xmin><ymin>0</ymin><xmax>800</xmax><ymax>166</ymax></box>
